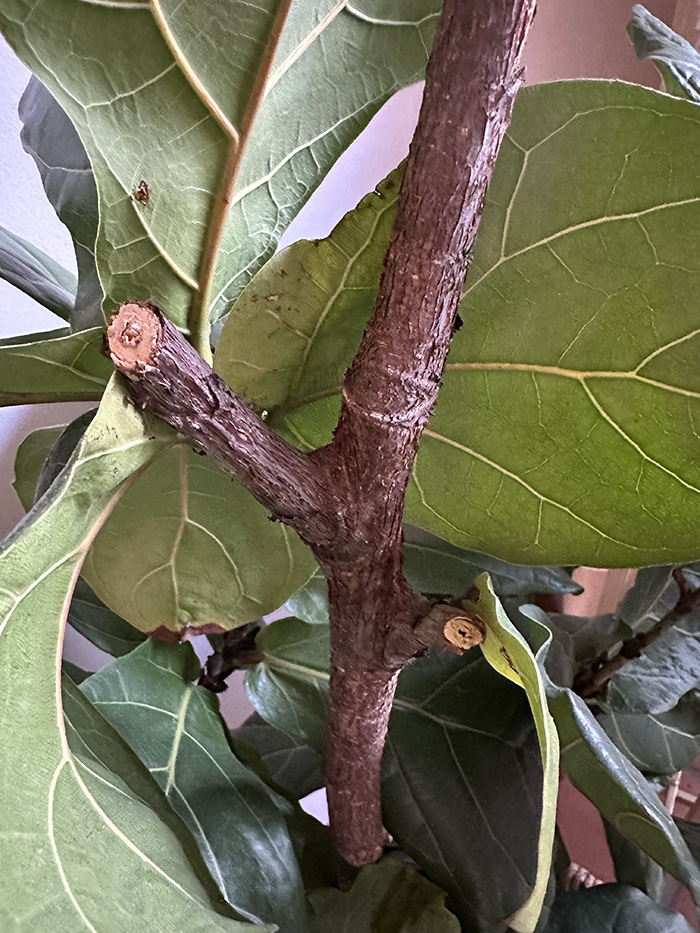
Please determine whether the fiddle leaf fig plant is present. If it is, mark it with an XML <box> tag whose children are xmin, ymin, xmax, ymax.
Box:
<box><xmin>2</xmin><ymin>1</ymin><xmax>700</xmax><ymax>931</ymax></box>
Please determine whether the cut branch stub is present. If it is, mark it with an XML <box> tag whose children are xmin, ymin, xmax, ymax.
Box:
<box><xmin>107</xmin><ymin>301</ymin><xmax>160</xmax><ymax>378</ymax></box>
<box><xmin>414</xmin><ymin>603</ymin><xmax>486</xmax><ymax>654</ymax></box>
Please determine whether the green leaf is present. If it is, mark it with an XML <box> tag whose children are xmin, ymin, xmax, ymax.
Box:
<box><xmin>538</xmin><ymin>610</ymin><xmax>619</xmax><ymax>688</ymax></box>
<box><xmin>216</xmin><ymin>166</ymin><xmax>403</xmax><ymax>408</ymax></box>
<box><xmin>0</xmin><ymin>224</ymin><xmax>76</xmax><ymax>319</ymax></box>
<box><xmin>12</xmin><ymin>423</ymin><xmax>63</xmax><ymax>511</ymax></box>
<box><xmin>247</xmin><ymin>617</ymin><xmax>548</xmax><ymax>933</ymax></box>
<box><xmin>676</xmin><ymin>817</ymin><xmax>700</xmax><ymax>866</ymax></box>
<box><xmin>81</xmin><ymin>442</ymin><xmax>317</xmax><ymax>635</ymax></box>
<box><xmin>600</xmin><ymin>689</ymin><xmax>700</xmax><ymax>776</ymax></box>
<box><xmin>307</xmin><ymin>858</ymin><xmax>460</xmax><ymax>933</ymax></box>
<box><xmin>0</xmin><ymin>378</ymin><xmax>261</xmax><ymax>931</ymax></box>
<box><xmin>62</xmin><ymin>660</ymin><xmax>90</xmax><ymax>684</ymax></box>
<box><xmin>82</xmin><ymin>639</ymin><xmax>307</xmax><ymax>929</ymax></box>
<box><xmin>404</xmin><ymin>525</ymin><xmax>582</xmax><ymax>598</ymax></box>
<box><xmin>519</xmin><ymin>604</ymin><xmax>700</xmax><ymax>905</ymax></box>
<box><xmin>12</xmin><ymin>411</ymin><xmax>285</xmax><ymax>641</ymax></box>
<box><xmin>19</xmin><ymin>76</ymin><xmax>102</xmax><ymax>330</ymax></box>
<box><xmin>543</xmin><ymin>883</ymin><xmax>693</xmax><ymax>932</ymax></box>
<box><xmin>219</xmin><ymin>81</ymin><xmax>700</xmax><ymax>567</ymax></box>
<box><xmin>61</xmin><ymin>674</ymin><xmax>236</xmax><ymax>914</ymax></box>
<box><xmin>606</xmin><ymin>613</ymin><xmax>700</xmax><ymax>714</ymax></box>
<box><xmin>34</xmin><ymin>410</ymin><xmax>96</xmax><ymax>503</ymax></box>
<box><xmin>604</xmin><ymin>818</ymin><xmax>664</xmax><ymax>901</ymax></box>
<box><xmin>0</xmin><ymin>2</ymin><xmax>440</xmax><ymax>345</ymax></box>
<box><xmin>473</xmin><ymin>574</ymin><xmax>559</xmax><ymax>933</ymax></box>
<box><xmin>232</xmin><ymin>712</ymin><xmax>323</xmax><ymax>799</ymax></box>
<box><xmin>628</xmin><ymin>4</ymin><xmax>700</xmax><ymax>101</ymax></box>
<box><xmin>284</xmin><ymin>569</ymin><xmax>328</xmax><ymax>625</ymax></box>
<box><xmin>69</xmin><ymin>578</ymin><xmax>148</xmax><ymax>657</ymax></box>
<box><xmin>617</xmin><ymin>566</ymin><xmax>679</xmax><ymax>636</ymax></box>
<box><xmin>0</xmin><ymin>326</ymin><xmax>111</xmax><ymax>406</ymax></box>
<box><xmin>246</xmin><ymin>617</ymin><xmax>329</xmax><ymax>750</ymax></box>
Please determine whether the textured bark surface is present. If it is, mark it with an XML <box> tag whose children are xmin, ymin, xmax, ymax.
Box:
<box><xmin>107</xmin><ymin>0</ymin><xmax>537</xmax><ymax>869</ymax></box>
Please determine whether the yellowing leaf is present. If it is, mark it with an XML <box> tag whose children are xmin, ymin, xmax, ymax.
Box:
<box><xmin>473</xmin><ymin>573</ymin><xmax>559</xmax><ymax>933</ymax></box>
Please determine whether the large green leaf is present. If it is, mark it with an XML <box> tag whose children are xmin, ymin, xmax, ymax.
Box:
<box><xmin>82</xmin><ymin>639</ymin><xmax>307</xmax><ymax>930</ymax></box>
<box><xmin>81</xmin><ymin>442</ymin><xmax>317</xmax><ymax>635</ymax></box>
<box><xmin>0</xmin><ymin>326</ymin><xmax>111</xmax><ymax>406</ymax></box>
<box><xmin>606</xmin><ymin>612</ymin><xmax>700</xmax><ymax>714</ymax></box>
<box><xmin>219</xmin><ymin>80</ymin><xmax>700</xmax><ymax>568</ymax></box>
<box><xmin>232</xmin><ymin>712</ymin><xmax>323</xmax><ymax>800</ymax></box>
<box><xmin>18</xmin><ymin>76</ymin><xmax>102</xmax><ymax>330</ymax></box>
<box><xmin>0</xmin><ymin>1</ymin><xmax>440</xmax><ymax>345</ymax></box>
<box><xmin>473</xmin><ymin>575</ymin><xmax>559</xmax><ymax>933</ymax></box>
<box><xmin>12</xmin><ymin>406</ymin><xmax>311</xmax><ymax>635</ymax></box>
<box><xmin>600</xmin><ymin>689</ymin><xmax>700</xmax><ymax>776</ymax></box>
<box><xmin>0</xmin><ymin>224</ymin><xmax>76</xmax><ymax>319</ymax></box>
<box><xmin>543</xmin><ymin>884</ymin><xmax>693</xmax><ymax>933</ymax></box>
<box><xmin>403</xmin><ymin>526</ymin><xmax>581</xmax><ymax>598</ymax></box>
<box><xmin>307</xmin><ymin>858</ymin><xmax>461</xmax><ymax>933</ymax></box>
<box><xmin>246</xmin><ymin>617</ymin><xmax>547</xmax><ymax>933</ymax></box>
<box><xmin>0</xmin><ymin>379</ymin><xmax>262</xmax><ymax>931</ymax></box>
<box><xmin>216</xmin><ymin>166</ymin><xmax>403</xmax><ymax>407</ymax></box>
<box><xmin>519</xmin><ymin>605</ymin><xmax>700</xmax><ymax>904</ymax></box>
<box><xmin>61</xmin><ymin>674</ymin><xmax>239</xmax><ymax>916</ymax></box>
<box><xmin>628</xmin><ymin>5</ymin><xmax>700</xmax><ymax>101</ymax></box>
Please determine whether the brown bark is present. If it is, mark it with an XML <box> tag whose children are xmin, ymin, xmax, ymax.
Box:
<box><xmin>106</xmin><ymin>0</ymin><xmax>536</xmax><ymax>868</ymax></box>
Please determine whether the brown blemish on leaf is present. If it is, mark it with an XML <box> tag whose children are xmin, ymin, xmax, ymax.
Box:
<box><xmin>133</xmin><ymin>180</ymin><xmax>150</xmax><ymax>204</ymax></box>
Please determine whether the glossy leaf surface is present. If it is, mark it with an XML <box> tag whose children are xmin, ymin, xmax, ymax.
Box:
<box><xmin>0</xmin><ymin>224</ymin><xmax>76</xmax><ymax>319</ymax></box>
<box><xmin>220</xmin><ymin>81</ymin><xmax>700</xmax><ymax>567</ymax></box>
<box><xmin>246</xmin><ymin>617</ymin><xmax>545</xmax><ymax>933</ymax></box>
<box><xmin>0</xmin><ymin>1</ymin><xmax>439</xmax><ymax>340</ymax></box>
<box><xmin>0</xmin><ymin>380</ymin><xmax>260</xmax><ymax>931</ymax></box>
<box><xmin>308</xmin><ymin>858</ymin><xmax>460</xmax><ymax>933</ymax></box>
<box><xmin>83</xmin><ymin>639</ymin><xmax>307</xmax><ymax>929</ymax></box>
<box><xmin>617</xmin><ymin>566</ymin><xmax>679</xmax><ymax>636</ymax></box>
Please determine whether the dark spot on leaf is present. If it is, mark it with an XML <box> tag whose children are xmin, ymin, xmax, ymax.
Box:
<box><xmin>133</xmin><ymin>180</ymin><xmax>149</xmax><ymax>204</ymax></box>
